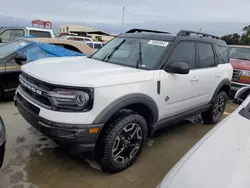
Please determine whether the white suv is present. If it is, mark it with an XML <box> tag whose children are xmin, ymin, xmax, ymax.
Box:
<box><xmin>14</xmin><ymin>29</ymin><xmax>233</xmax><ymax>173</ymax></box>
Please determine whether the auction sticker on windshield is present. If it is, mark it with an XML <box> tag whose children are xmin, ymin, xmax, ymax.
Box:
<box><xmin>148</xmin><ymin>40</ymin><xmax>169</xmax><ymax>47</ymax></box>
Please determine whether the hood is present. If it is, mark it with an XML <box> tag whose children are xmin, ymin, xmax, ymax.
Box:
<box><xmin>21</xmin><ymin>56</ymin><xmax>154</xmax><ymax>87</ymax></box>
<box><xmin>230</xmin><ymin>59</ymin><xmax>250</xmax><ymax>70</ymax></box>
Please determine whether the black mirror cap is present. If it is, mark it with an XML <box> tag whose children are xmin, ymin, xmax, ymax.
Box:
<box><xmin>0</xmin><ymin>37</ymin><xmax>2</xmax><ymax>43</ymax></box>
<box><xmin>15</xmin><ymin>54</ymin><xmax>27</xmax><ymax>65</ymax></box>
<box><xmin>165</xmin><ymin>62</ymin><xmax>190</xmax><ymax>74</ymax></box>
<box><xmin>233</xmin><ymin>86</ymin><xmax>250</xmax><ymax>105</ymax></box>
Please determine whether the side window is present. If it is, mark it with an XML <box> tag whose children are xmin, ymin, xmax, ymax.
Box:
<box><xmin>197</xmin><ymin>43</ymin><xmax>215</xmax><ymax>68</ymax></box>
<box><xmin>168</xmin><ymin>42</ymin><xmax>196</xmax><ymax>69</ymax></box>
<box><xmin>19</xmin><ymin>45</ymin><xmax>54</xmax><ymax>64</ymax></box>
<box><xmin>30</xmin><ymin>30</ymin><xmax>51</xmax><ymax>38</ymax></box>
<box><xmin>214</xmin><ymin>45</ymin><xmax>229</xmax><ymax>64</ymax></box>
<box><xmin>0</xmin><ymin>29</ymin><xmax>24</xmax><ymax>42</ymax></box>
<box><xmin>87</xmin><ymin>43</ymin><xmax>93</xmax><ymax>48</ymax></box>
<box><xmin>94</xmin><ymin>43</ymin><xmax>102</xmax><ymax>50</ymax></box>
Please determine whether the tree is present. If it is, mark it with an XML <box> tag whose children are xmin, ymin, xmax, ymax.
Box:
<box><xmin>221</xmin><ymin>33</ymin><xmax>240</xmax><ymax>45</ymax></box>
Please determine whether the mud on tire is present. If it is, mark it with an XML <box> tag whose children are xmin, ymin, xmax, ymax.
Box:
<box><xmin>96</xmin><ymin>111</ymin><xmax>148</xmax><ymax>173</ymax></box>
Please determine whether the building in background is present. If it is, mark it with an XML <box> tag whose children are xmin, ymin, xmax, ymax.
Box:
<box><xmin>60</xmin><ymin>24</ymin><xmax>116</xmax><ymax>42</ymax></box>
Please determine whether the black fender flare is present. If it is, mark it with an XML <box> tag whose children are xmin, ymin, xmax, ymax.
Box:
<box><xmin>92</xmin><ymin>93</ymin><xmax>159</xmax><ymax>125</ymax></box>
<box><xmin>210</xmin><ymin>78</ymin><xmax>231</xmax><ymax>103</ymax></box>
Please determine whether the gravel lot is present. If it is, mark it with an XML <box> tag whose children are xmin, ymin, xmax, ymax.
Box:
<box><xmin>0</xmin><ymin>100</ymin><xmax>238</xmax><ymax>188</ymax></box>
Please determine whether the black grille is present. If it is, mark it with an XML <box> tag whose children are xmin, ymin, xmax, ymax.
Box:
<box><xmin>232</xmin><ymin>69</ymin><xmax>241</xmax><ymax>81</ymax></box>
<box><xmin>20</xmin><ymin>74</ymin><xmax>52</xmax><ymax>107</ymax></box>
<box><xmin>17</xmin><ymin>93</ymin><xmax>40</xmax><ymax>116</ymax></box>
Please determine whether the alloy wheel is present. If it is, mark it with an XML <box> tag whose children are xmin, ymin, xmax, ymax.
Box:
<box><xmin>112</xmin><ymin>123</ymin><xmax>143</xmax><ymax>164</ymax></box>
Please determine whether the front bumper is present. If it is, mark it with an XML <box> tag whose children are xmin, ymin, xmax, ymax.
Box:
<box><xmin>231</xmin><ymin>81</ymin><xmax>250</xmax><ymax>91</ymax></box>
<box><xmin>15</xmin><ymin>92</ymin><xmax>104</xmax><ymax>153</ymax></box>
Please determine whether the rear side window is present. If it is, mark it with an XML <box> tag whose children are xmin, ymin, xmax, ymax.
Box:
<box><xmin>94</xmin><ymin>43</ymin><xmax>102</xmax><ymax>49</ymax></box>
<box><xmin>87</xmin><ymin>43</ymin><xmax>93</xmax><ymax>48</ymax></box>
<box><xmin>30</xmin><ymin>30</ymin><xmax>51</xmax><ymax>38</ymax></box>
<box><xmin>168</xmin><ymin>42</ymin><xmax>196</xmax><ymax>69</ymax></box>
<box><xmin>85</xmin><ymin>38</ymin><xmax>91</xmax><ymax>41</ymax></box>
<box><xmin>197</xmin><ymin>43</ymin><xmax>215</xmax><ymax>68</ymax></box>
<box><xmin>214</xmin><ymin>45</ymin><xmax>229</xmax><ymax>64</ymax></box>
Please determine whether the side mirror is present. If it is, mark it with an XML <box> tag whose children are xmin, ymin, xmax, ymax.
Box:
<box><xmin>165</xmin><ymin>62</ymin><xmax>190</xmax><ymax>74</ymax></box>
<box><xmin>233</xmin><ymin>87</ymin><xmax>250</xmax><ymax>105</ymax></box>
<box><xmin>0</xmin><ymin>37</ymin><xmax>2</xmax><ymax>43</ymax></box>
<box><xmin>14</xmin><ymin>54</ymin><xmax>27</xmax><ymax>65</ymax></box>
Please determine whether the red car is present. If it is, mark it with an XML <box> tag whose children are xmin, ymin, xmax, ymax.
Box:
<box><xmin>229</xmin><ymin>45</ymin><xmax>250</xmax><ymax>91</ymax></box>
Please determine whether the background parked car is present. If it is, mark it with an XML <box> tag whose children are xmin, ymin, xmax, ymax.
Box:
<box><xmin>0</xmin><ymin>38</ymin><xmax>94</xmax><ymax>99</ymax></box>
<box><xmin>0</xmin><ymin>117</ymin><xmax>6</xmax><ymax>169</ymax></box>
<box><xmin>229</xmin><ymin>45</ymin><xmax>250</xmax><ymax>91</ymax></box>
<box><xmin>61</xmin><ymin>35</ymin><xmax>93</xmax><ymax>42</ymax></box>
<box><xmin>157</xmin><ymin>86</ymin><xmax>250</xmax><ymax>188</ymax></box>
<box><xmin>0</xmin><ymin>26</ymin><xmax>57</xmax><ymax>44</ymax></box>
<box><xmin>85</xmin><ymin>41</ymin><xmax>103</xmax><ymax>51</ymax></box>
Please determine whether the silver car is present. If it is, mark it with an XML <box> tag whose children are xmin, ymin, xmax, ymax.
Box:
<box><xmin>158</xmin><ymin>86</ymin><xmax>250</xmax><ymax>188</ymax></box>
<box><xmin>0</xmin><ymin>116</ymin><xmax>6</xmax><ymax>168</ymax></box>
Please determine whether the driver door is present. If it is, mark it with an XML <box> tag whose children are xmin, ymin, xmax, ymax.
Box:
<box><xmin>159</xmin><ymin>41</ymin><xmax>204</xmax><ymax>120</ymax></box>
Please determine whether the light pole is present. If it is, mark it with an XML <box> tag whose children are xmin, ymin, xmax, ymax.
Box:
<box><xmin>121</xmin><ymin>6</ymin><xmax>125</xmax><ymax>33</ymax></box>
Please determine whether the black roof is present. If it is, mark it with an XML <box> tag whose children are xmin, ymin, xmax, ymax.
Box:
<box><xmin>119</xmin><ymin>28</ymin><xmax>226</xmax><ymax>46</ymax></box>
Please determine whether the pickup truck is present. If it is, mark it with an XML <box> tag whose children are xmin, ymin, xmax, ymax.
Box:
<box><xmin>0</xmin><ymin>26</ymin><xmax>57</xmax><ymax>43</ymax></box>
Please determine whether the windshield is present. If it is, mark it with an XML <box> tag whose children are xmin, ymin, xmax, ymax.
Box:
<box><xmin>0</xmin><ymin>40</ymin><xmax>32</xmax><ymax>58</ymax></box>
<box><xmin>91</xmin><ymin>37</ymin><xmax>168</xmax><ymax>69</ymax></box>
<box><xmin>229</xmin><ymin>47</ymin><xmax>250</xmax><ymax>61</ymax></box>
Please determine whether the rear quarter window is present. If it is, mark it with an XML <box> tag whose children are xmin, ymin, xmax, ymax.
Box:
<box><xmin>214</xmin><ymin>45</ymin><xmax>229</xmax><ymax>64</ymax></box>
<box><xmin>29</xmin><ymin>30</ymin><xmax>51</xmax><ymax>38</ymax></box>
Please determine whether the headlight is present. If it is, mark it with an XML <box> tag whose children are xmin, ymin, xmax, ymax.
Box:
<box><xmin>241</xmin><ymin>71</ymin><xmax>250</xmax><ymax>77</ymax></box>
<box><xmin>0</xmin><ymin>117</ymin><xmax>6</xmax><ymax>145</ymax></box>
<box><xmin>240</xmin><ymin>71</ymin><xmax>250</xmax><ymax>82</ymax></box>
<box><xmin>48</xmin><ymin>89</ymin><xmax>91</xmax><ymax>111</ymax></box>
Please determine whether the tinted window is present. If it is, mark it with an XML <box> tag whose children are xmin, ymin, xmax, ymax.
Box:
<box><xmin>168</xmin><ymin>42</ymin><xmax>196</xmax><ymax>69</ymax></box>
<box><xmin>214</xmin><ymin>45</ymin><xmax>229</xmax><ymax>64</ymax></box>
<box><xmin>67</xmin><ymin>37</ymin><xmax>84</xmax><ymax>41</ymax></box>
<box><xmin>94</xmin><ymin>43</ymin><xmax>102</xmax><ymax>49</ymax></box>
<box><xmin>0</xmin><ymin>29</ymin><xmax>24</xmax><ymax>42</ymax></box>
<box><xmin>87</xmin><ymin>43</ymin><xmax>93</xmax><ymax>48</ymax></box>
<box><xmin>197</xmin><ymin>43</ymin><xmax>215</xmax><ymax>68</ymax></box>
<box><xmin>30</xmin><ymin>30</ymin><xmax>51</xmax><ymax>38</ymax></box>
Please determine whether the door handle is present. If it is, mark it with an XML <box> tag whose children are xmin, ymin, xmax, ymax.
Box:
<box><xmin>190</xmin><ymin>76</ymin><xmax>199</xmax><ymax>82</ymax></box>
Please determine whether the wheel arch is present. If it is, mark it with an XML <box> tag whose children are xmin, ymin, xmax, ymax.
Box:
<box><xmin>93</xmin><ymin>93</ymin><xmax>159</xmax><ymax>135</ymax></box>
<box><xmin>210</xmin><ymin>78</ymin><xmax>231</xmax><ymax>103</ymax></box>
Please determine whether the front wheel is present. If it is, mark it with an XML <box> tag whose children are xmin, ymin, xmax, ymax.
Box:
<box><xmin>96</xmin><ymin>112</ymin><xmax>147</xmax><ymax>173</ymax></box>
<box><xmin>202</xmin><ymin>91</ymin><xmax>227</xmax><ymax>124</ymax></box>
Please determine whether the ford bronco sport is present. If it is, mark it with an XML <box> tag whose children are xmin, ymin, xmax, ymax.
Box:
<box><xmin>14</xmin><ymin>29</ymin><xmax>233</xmax><ymax>172</ymax></box>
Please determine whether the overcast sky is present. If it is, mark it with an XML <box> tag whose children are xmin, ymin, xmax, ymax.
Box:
<box><xmin>1</xmin><ymin>0</ymin><xmax>250</xmax><ymax>24</ymax></box>
<box><xmin>1</xmin><ymin>0</ymin><xmax>250</xmax><ymax>35</ymax></box>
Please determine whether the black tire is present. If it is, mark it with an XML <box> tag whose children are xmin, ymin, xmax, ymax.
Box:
<box><xmin>202</xmin><ymin>91</ymin><xmax>227</xmax><ymax>124</ymax></box>
<box><xmin>0</xmin><ymin>143</ymin><xmax>5</xmax><ymax>168</ymax></box>
<box><xmin>96</xmin><ymin>111</ymin><xmax>148</xmax><ymax>173</ymax></box>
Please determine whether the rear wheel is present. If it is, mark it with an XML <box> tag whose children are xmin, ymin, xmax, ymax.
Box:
<box><xmin>96</xmin><ymin>111</ymin><xmax>147</xmax><ymax>173</ymax></box>
<box><xmin>202</xmin><ymin>91</ymin><xmax>227</xmax><ymax>124</ymax></box>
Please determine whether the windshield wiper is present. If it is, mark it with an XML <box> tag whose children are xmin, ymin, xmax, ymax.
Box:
<box><xmin>102</xmin><ymin>39</ymin><xmax>126</xmax><ymax>62</ymax></box>
<box><xmin>136</xmin><ymin>41</ymin><xmax>142</xmax><ymax>68</ymax></box>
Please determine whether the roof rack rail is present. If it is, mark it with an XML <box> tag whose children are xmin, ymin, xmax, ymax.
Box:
<box><xmin>126</xmin><ymin>28</ymin><xmax>171</xmax><ymax>34</ymax></box>
<box><xmin>177</xmin><ymin>30</ymin><xmax>220</xmax><ymax>39</ymax></box>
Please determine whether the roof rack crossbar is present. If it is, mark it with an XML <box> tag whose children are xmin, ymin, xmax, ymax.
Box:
<box><xmin>177</xmin><ymin>30</ymin><xmax>220</xmax><ymax>39</ymax></box>
<box><xmin>126</xmin><ymin>28</ymin><xmax>171</xmax><ymax>34</ymax></box>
